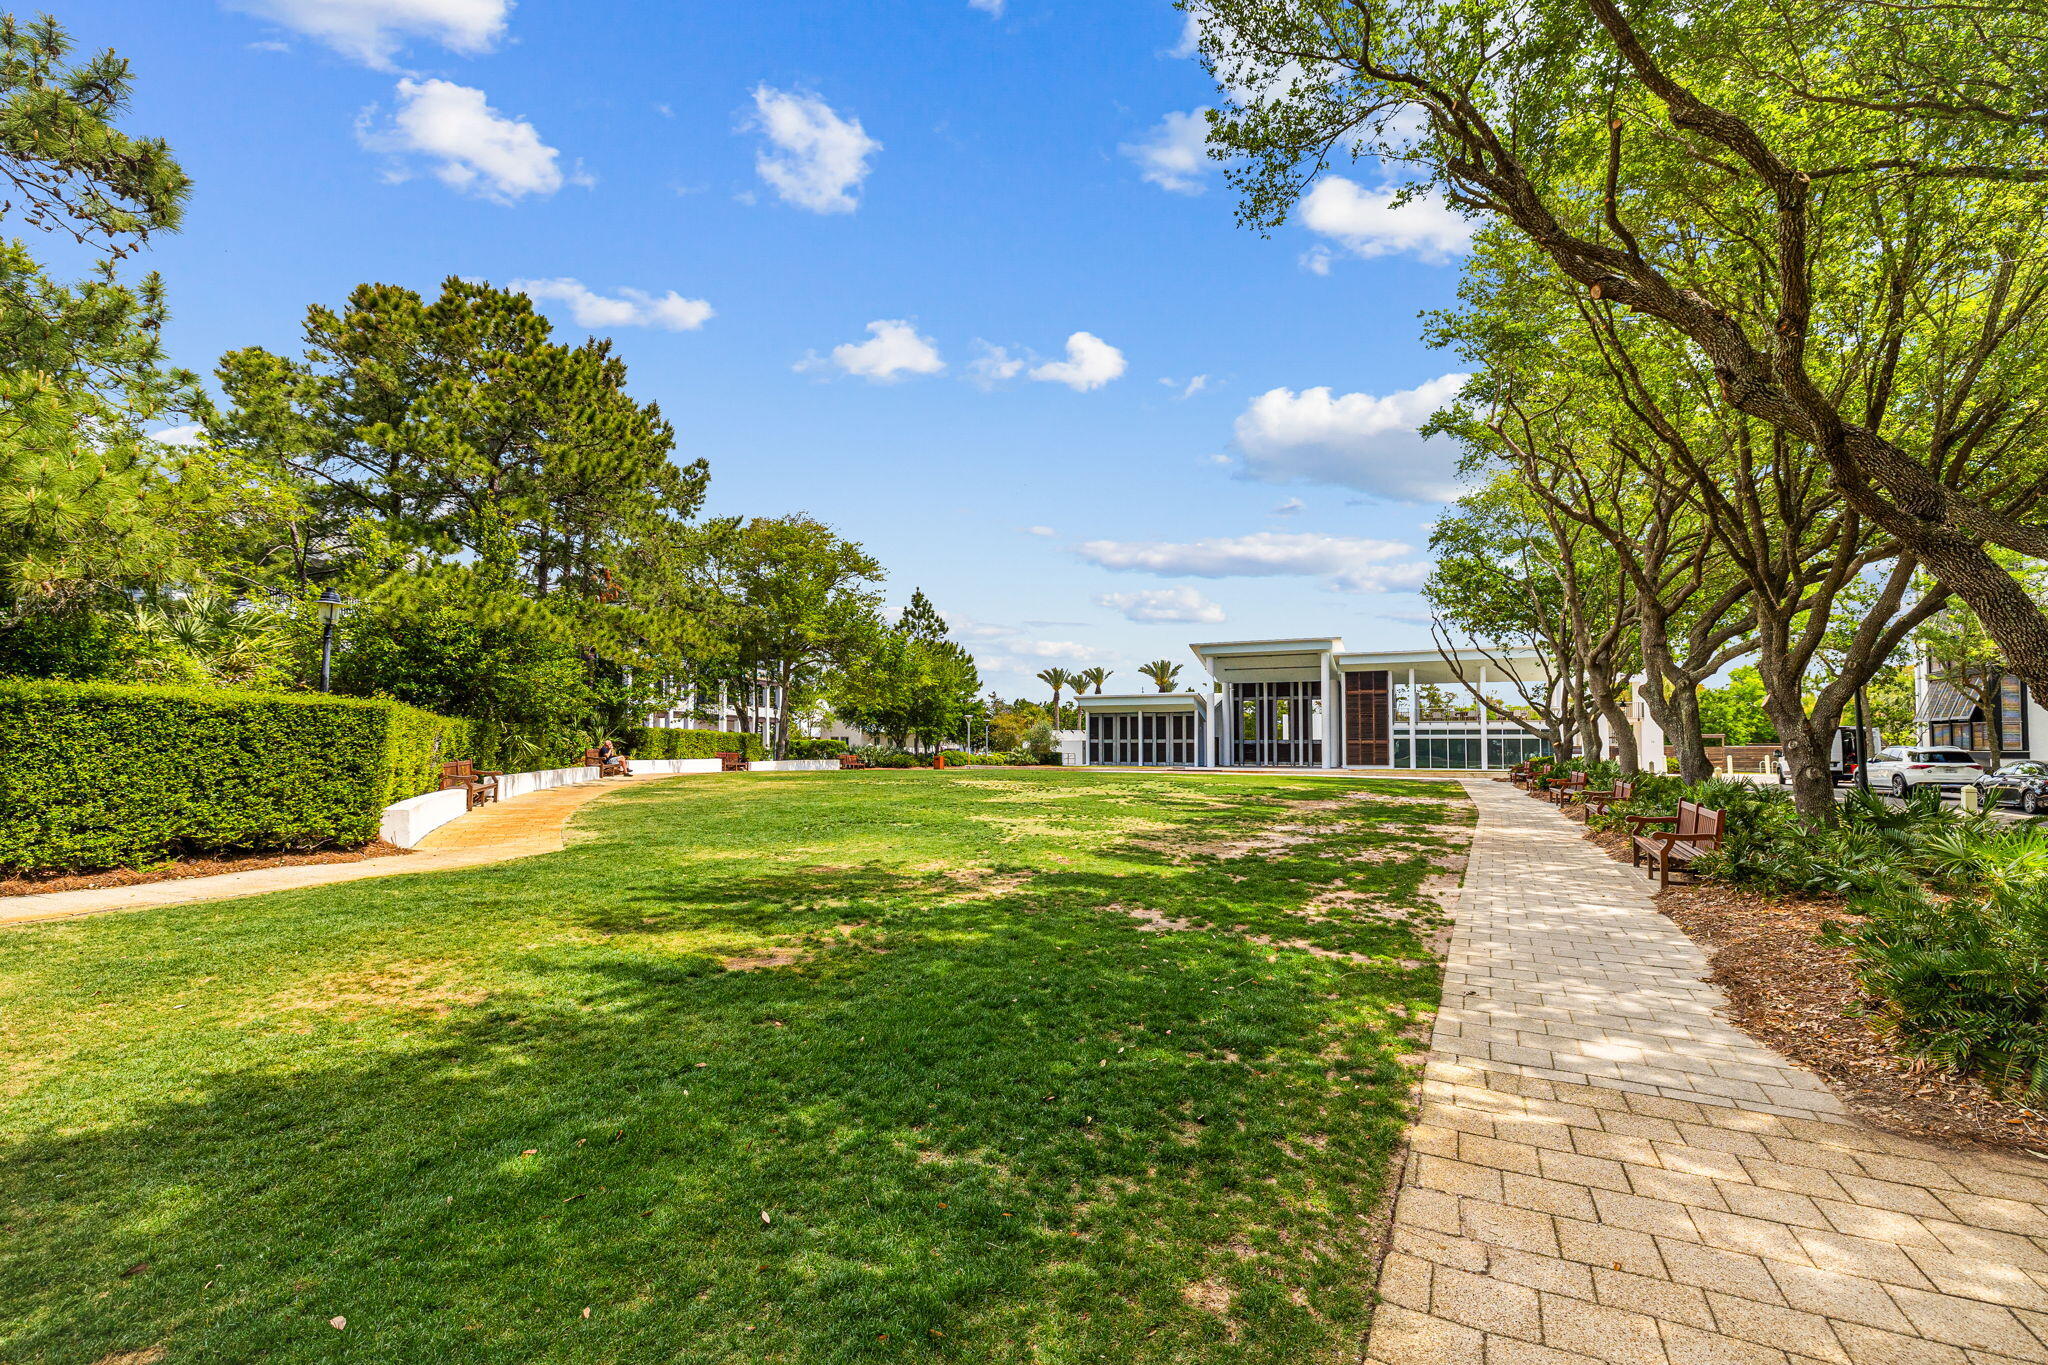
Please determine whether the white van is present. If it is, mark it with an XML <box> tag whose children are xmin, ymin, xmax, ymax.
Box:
<box><xmin>1774</xmin><ymin>726</ymin><xmax>1882</xmax><ymax>786</ymax></box>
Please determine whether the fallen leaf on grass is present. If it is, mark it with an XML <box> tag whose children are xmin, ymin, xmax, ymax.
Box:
<box><xmin>761</xmin><ymin>1210</ymin><xmax>772</xmax><ymax>1224</ymax></box>
<box><xmin>329</xmin><ymin>1316</ymin><xmax>346</xmax><ymax>1330</ymax></box>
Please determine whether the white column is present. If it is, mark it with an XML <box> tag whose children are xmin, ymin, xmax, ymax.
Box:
<box><xmin>1408</xmin><ymin>667</ymin><xmax>1419</xmax><ymax>769</ymax></box>
<box><xmin>718</xmin><ymin>683</ymin><xmax>728</xmax><ymax>732</ymax></box>
<box><xmin>1321</xmin><ymin>652</ymin><xmax>1339</xmax><ymax>768</ymax></box>
<box><xmin>1478</xmin><ymin>664</ymin><xmax>1490</xmax><ymax>769</ymax></box>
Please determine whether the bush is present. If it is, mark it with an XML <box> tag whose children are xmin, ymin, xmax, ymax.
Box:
<box><xmin>785</xmin><ymin>736</ymin><xmax>848</xmax><ymax>760</ymax></box>
<box><xmin>1844</xmin><ymin>826</ymin><xmax>2048</xmax><ymax>1098</ymax></box>
<box><xmin>938</xmin><ymin>750</ymin><xmax>1028</xmax><ymax>766</ymax></box>
<box><xmin>628</xmin><ymin>727</ymin><xmax>766</xmax><ymax>761</ymax></box>
<box><xmin>0</xmin><ymin>680</ymin><xmax>466</xmax><ymax>874</ymax></box>
<box><xmin>854</xmin><ymin>745</ymin><xmax>923</xmax><ymax>769</ymax></box>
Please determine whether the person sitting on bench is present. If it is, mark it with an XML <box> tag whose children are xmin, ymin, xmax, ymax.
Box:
<box><xmin>597</xmin><ymin>738</ymin><xmax>631</xmax><ymax>777</ymax></box>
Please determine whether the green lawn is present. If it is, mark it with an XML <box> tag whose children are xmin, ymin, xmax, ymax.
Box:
<box><xmin>1</xmin><ymin>768</ymin><xmax>1469</xmax><ymax>1364</ymax></box>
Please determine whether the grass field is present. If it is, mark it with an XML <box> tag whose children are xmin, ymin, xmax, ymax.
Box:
<box><xmin>0</xmin><ymin>768</ymin><xmax>1470</xmax><ymax>1364</ymax></box>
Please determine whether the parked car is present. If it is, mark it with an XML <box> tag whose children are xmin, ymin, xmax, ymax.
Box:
<box><xmin>1863</xmin><ymin>745</ymin><xmax>1984</xmax><ymax>797</ymax></box>
<box><xmin>1774</xmin><ymin>726</ymin><xmax>1882</xmax><ymax>786</ymax></box>
<box><xmin>1975</xmin><ymin>759</ymin><xmax>2048</xmax><ymax>815</ymax></box>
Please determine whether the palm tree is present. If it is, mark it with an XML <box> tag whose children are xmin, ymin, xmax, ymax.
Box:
<box><xmin>1078</xmin><ymin>666</ymin><xmax>1110</xmax><ymax>695</ymax></box>
<box><xmin>1035</xmin><ymin>667</ymin><xmax>1072</xmax><ymax>726</ymax></box>
<box><xmin>1138</xmin><ymin>659</ymin><xmax>1183</xmax><ymax>693</ymax></box>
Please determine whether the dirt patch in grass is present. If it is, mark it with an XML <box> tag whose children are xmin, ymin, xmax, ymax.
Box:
<box><xmin>722</xmin><ymin>947</ymin><xmax>810</xmax><ymax>972</ymax></box>
<box><xmin>1111</xmin><ymin>903</ymin><xmax>1427</xmax><ymax>968</ymax></box>
<box><xmin>89</xmin><ymin>1349</ymin><xmax>165</xmax><ymax>1365</ymax></box>
<box><xmin>0</xmin><ymin>842</ymin><xmax>409</xmax><ymax>898</ymax></box>
<box><xmin>247</xmin><ymin>961</ymin><xmax>489</xmax><ymax>1023</ymax></box>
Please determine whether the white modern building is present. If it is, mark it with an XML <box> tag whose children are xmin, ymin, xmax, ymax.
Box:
<box><xmin>644</xmin><ymin>677</ymin><xmax>787</xmax><ymax>736</ymax></box>
<box><xmin>1073</xmin><ymin>638</ymin><xmax>1556</xmax><ymax>771</ymax></box>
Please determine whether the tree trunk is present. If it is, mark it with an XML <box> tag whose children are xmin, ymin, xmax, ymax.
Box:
<box><xmin>1591</xmin><ymin>677</ymin><xmax>1639</xmax><ymax>773</ymax></box>
<box><xmin>1667</xmin><ymin>682</ymin><xmax>1714</xmax><ymax>785</ymax></box>
<box><xmin>1774</xmin><ymin>715</ymin><xmax>1839</xmax><ymax>823</ymax></box>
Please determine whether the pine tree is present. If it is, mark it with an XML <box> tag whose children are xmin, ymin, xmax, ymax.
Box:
<box><xmin>898</xmin><ymin>588</ymin><xmax>948</xmax><ymax>642</ymax></box>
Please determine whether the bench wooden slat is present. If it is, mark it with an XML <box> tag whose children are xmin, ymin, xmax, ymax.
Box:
<box><xmin>1628</xmin><ymin>799</ymin><xmax>1724</xmax><ymax>888</ymax></box>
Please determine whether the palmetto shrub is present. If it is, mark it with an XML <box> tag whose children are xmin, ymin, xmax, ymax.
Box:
<box><xmin>1844</xmin><ymin>827</ymin><xmax>2048</xmax><ymax>1098</ymax></box>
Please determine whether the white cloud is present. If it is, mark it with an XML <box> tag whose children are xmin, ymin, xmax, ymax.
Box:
<box><xmin>1299</xmin><ymin>176</ymin><xmax>1472</xmax><ymax>264</ymax></box>
<box><xmin>747</xmin><ymin>85</ymin><xmax>879</xmax><ymax>214</ymax></box>
<box><xmin>968</xmin><ymin>0</ymin><xmax>1005</xmax><ymax>13</ymax></box>
<box><xmin>1122</xmin><ymin>108</ymin><xmax>1211</xmax><ymax>194</ymax></box>
<box><xmin>1003</xmin><ymin>639</ymin><xmax>1094</xmax><ymax>660</ymax></box>
<box><xmin>1228</xmin><ymin>374</ymin><xmax>1474</xmax><ymax>501</ymax></box>
<box><xmin>1029</xmin><ymin>332</ymin><xmax>1126</xmax><ymax>392</ymax></box>
<box><xmin>226</xmin><ymin>0</ymin><xmax>508</xmax><ymax>68</ymax></box>
<box><xmin>362</xmin><ymin>79</ymin><xmax>569</xmax><ymax>203</ymax></box>
<box><xmin>1097</xmin><ymin>586</ymin><xmax>1226</xmax><ymax>624</ymax></box>
<box><xmin>1074</xmin><ymin>531</ymin><xmax>1427</xmax><ymax>593</ymax></box>
<box><xmin>1299</xmin><ymin>245</ymin><xmax>1335</xmax><ymax>275</ymax></box>
<box><xmin>1023</xmin><ymin>525</ymin><xmax>1057</xmax><ymax>538</ymax></box>
<box><xmin>1271</xmin><ymin>497</ymin><xmax>1305</xmax><ymax>516</ymax></box>
<box><xmin>1162</xmin><ymin>374</ymin><xmax>1210</xmax><ymax>400</ymax></box>
<box><xmin>509</xmin><ymin>278</ymin><xmax>713</xmax><ymax>331</ymax></box>
<box><xmin>798</xmin><ymin>319</ymin><xmax>944</xmax><ymax>382</ymax></box>
<box><xmin>1233</xmin><ymin>374</ymin><xmax>1470</xmax><ymax>503</ymax></box>
<box><xmin>147</xmin><ymin>424</ymin><xmax>206</xmax><ymax>447</ymax></box>
<box><xmin>968</xmin><ymin>341</ymin><xmax>1026</xmax><ymax>387</ymax></box>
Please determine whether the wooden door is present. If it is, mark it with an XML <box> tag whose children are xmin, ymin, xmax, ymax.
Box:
<box><xmin>1345</xmin><ymin>670</ymin><xmax>1389</xmax><ymax>766</ymax></box>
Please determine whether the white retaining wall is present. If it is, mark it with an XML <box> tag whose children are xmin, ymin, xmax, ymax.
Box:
<box><xmin>375</xmin><ymin>756</ymin><xmax>838</xmax><ymax>849</ymax></box>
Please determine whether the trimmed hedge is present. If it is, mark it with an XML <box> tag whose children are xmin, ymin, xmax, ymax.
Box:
<box><xmin>629</xmin><ymin>727</ymin><xmax>766</xmax><ymax>761</ymax></box>
<box><xmin>0</xmin><ymin>680</ymin><xmax>466</xmax><ymax>874</ymax></box>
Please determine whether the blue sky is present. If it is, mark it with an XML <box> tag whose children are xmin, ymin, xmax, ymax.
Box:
<box><xmin>86</xmin><ymin>0</ymin><xmax>1477</xmax><ymax>700</ymax></box>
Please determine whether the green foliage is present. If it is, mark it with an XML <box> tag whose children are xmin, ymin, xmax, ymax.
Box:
<box><xmin>1137</xmin><ymin>659</ymin><xmax>1183</xmax><ymax>692</ymax></box>
<box><xmin>0</xmin><ymin>679</ymin><xmax>462</xmax><ymax>873</ymax></box>
<box><xmin>784</xmin><ymin>736</ymin><xmax>846</xmax><ymax>760</ymax></box>
<box><xmin>1844</xmin><ymin>827</ymin><xmax>2048</xmax><ymax>1098</ymax></box>
<box><xmin>331</xmin><ymin>587</ymin><xmax>601</xmax><ymax>772</ymax></box>
<box><xmin>629</xmin><ymin>727</ymin><xmax>765</xmax><ymax>762</ymax></box>
<box><xmin>938</xmin><ymin>749</ymin><xmax>1032</xmax><ymax>766</ymax></box>
<box><xmin>209</xmin><ymin>276</ymin><xmax>705</xmax><ymax>597</ymax></box>
<box><xmin>854</xmin><ymin>744</ymin><xmax>923</xmax><ymax>769</ymax></box>
<box><xmin>1697</xmin><ymin>668</ymin><xmax>1777</xmax><ymax>745</ymax></box>
<box><xmin>831</xmin><ymin>622</ymin><xmax>981</xmax><ymax>753</ymax></box>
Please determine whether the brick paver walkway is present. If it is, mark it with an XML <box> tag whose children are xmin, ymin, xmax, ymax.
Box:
<box><xmin>1368</xmin><ymin>777</ymin><xmax>2048</xmax><ymax>1365</ymax></box>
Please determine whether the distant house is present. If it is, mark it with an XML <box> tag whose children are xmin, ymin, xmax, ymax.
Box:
<box><xmin>1914</xmin><ymin>658</ymin><xmax>2044</xmax><ymax>764</ymax></box>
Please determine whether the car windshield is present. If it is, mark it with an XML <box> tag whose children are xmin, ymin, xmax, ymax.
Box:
<box><xmin>1913</xmin><ymin>751</ymin><xmax>1976</xmax><ymax>764</ymax></box>
<box><xmin>2003</xmin><ymin>762</ymin><xmax>2047</xmax><ymax>776</ymax></box>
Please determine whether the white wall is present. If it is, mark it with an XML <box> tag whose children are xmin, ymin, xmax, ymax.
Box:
<box><xmin>378</xmin><ymin>787</ymin><xmax>469</xmax><ymax>848</ymax></box>
<box><xmin>376</xmin><ymin>757</ymin><xmax>841</xmax><ymax>848</ymax></box>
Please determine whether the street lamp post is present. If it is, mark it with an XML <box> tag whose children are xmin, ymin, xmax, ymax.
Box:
<box><xmin>315</xmin><ymin>588</ymin><xmax>351</xmax><ymax>692</ymax></box>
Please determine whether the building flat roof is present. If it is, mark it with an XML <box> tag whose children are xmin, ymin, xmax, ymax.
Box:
<box><xmin>1189</xmin><ymin>637</ymin><xmax>1342</xmax><ymax>657</ymax></box>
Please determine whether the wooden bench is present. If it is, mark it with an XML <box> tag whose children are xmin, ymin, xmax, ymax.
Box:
<box><xmin>1544</xmin><ymin>771</ymin><xmax>1588</xmax><ymax>804</ymax></box>
<box><xmin>582</xmin><ymin>748</ymin><xmax>630</xmax><ymax>777</ymax></box>
<box><xmin>1582</xmin><ymin>777</ymin><xmax>1634</xmax><ymax>817</ymax></box>
<box><xmin>717</xmin><ymin>751</ymin><xmax>749</xmax><ymax>773</ymax></box>
<box><xmin>1629</xmin><ymin>800</ymin><xmax>1725</xmax><ymax>888</ymax></box>
<box><xmin>1507</xmin><ymin>762</ymin><xmax>1532</xmax><ymax>786</ymax></box>
<box><xmin>837</xmin><ymin>753</ymin><xmax>867</xmax><ymax>770</ymax></box>
<box><xmin>439</xmin><ymin>759</ymin><xmax>501</xmax><ymax>809</ymax></box>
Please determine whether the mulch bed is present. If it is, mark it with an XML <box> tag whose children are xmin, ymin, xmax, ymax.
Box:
<box><xmin>0</xmin><ymin>842</ymin><xmax>410</xmax><ymax>899</ymax></box>
<box><xmin>1539</xmin><ymin>788</ymin><xmax>2048</xmax><ymax>1153</ymax></box>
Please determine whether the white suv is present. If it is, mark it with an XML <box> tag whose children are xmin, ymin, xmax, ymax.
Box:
<box><xmin>1863</xmin><ymin>746</ymin><xmax>1983</xmax><ymax>797</ymax></box>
